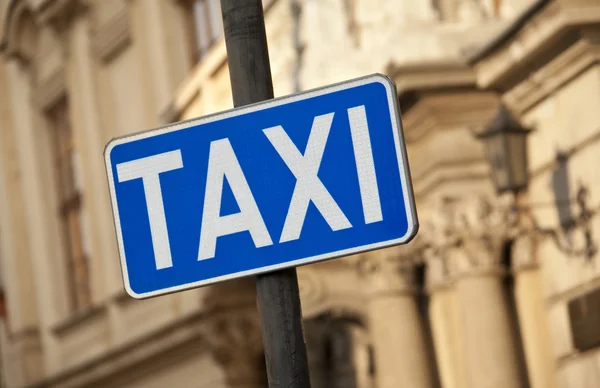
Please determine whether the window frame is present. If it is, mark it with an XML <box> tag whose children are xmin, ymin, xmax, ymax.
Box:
<box><xmin>46</xmin><ymin>98</ymin><xmax>92</xmax><ymax>312</ymax></box>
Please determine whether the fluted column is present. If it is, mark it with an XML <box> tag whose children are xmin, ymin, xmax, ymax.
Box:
<box><xmin>511</xmin><ymin>235</ymin><xmax>557</xmax><ymax>388</ymax></box>
<box><xmin>451</xmin><ymin>196</ymin><xmax>526</xmax><ymax>388</ymax></box>
<box><xmin>425</xmin><ymin>253</ymin><xmax>467</xmax><ymax>388</ymax></box>
<box><xmin>358</xmin><ymin>249</ymin><xmax>435</xmax><ymax>388</ymax></box>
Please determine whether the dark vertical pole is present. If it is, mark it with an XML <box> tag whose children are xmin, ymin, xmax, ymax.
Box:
<box><xmin>220</xmin><ymin>1</ymin><xmax>311</xmax><ymax>388</ymax></box>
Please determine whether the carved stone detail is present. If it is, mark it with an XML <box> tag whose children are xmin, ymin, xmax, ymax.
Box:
<box><xmin>420</xmin><ymin>197</ymin><xmax>459</xmax><ymax>290</ymax></box>
<box><xmin>356</xmin><ymin>247</ymin><xmax>420</xmax><ymax>296</ymax></box>
<box><xmin>203</xmin><ymin>309</ymin><xmax>266</xmax><ymax>387</ymax></box>
<box><xmin>297</xmin><ymin>268</ymin><xmax>328</xmax><ymax>317</ymax></box>
<box><xmin>421</xmin><ymin>194</ymin><xmax>518</xmax><ymax>280</ymax></box>
<box><xmin>424</xmin><ymin>253</ymin><xmax>452</xmax><ymax>292</ymax></box>
<box><xmin>200</xmin><ymin>278</ymin><xmax>266</xmax><ymax>387</ymax></box>
<box><xmin>511</xmin><ymin>233</ymin><xmax>538</xmax><ymax>271</ymax></box>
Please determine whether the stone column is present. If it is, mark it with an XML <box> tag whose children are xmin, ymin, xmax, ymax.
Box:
<box><xmin>425</xmin><ymin>254</ymin><xmax>467</xmax><ymax>388</ymax></box>
<box><xmin>203</xmin><ymin>279</ymin><xmax>266</xmax><ymax>388</ymax></box>
<box><xmin>451</xmin><ymin>196</ymin><xmax>526</xmax><ymax>388</ymax></box>
<box><xmin>511</xmin><ymin>235</ymin><xmax>557</xmax><ymax>388</ymax></box>
<box><xmin>0</xmin><ymin>62</ymin><xmax>39</xmax><ymax>334</ymax></box>
<box><xmin>5</xmin><ymin>59</ymin><xmax>60</xmax><ymax>375</ymax></box>
<box><xmin>358</xmin><ymin>248</ymin><xmax>436</xmax><ymax>388</ymax></box>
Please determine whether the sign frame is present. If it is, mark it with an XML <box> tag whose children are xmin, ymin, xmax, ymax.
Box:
<box><xmin>104</xmin><ymin>73</ymin><xmax>418</xmax><ymax>299</ymax></box>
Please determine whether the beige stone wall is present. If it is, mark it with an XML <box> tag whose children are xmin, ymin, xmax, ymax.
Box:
<box><xmin>472</xmin><ymin>0</ymin><xmax>600</xmax><ymax>387</ymax></box>
<box><xmin>525</xmin><ymin>63</ymin><xmax>600</xmax><ymax>388</ymax></box>
<box><xmin>1</xmin><ymin>0</ymin><xmax>598</xmax><ymax>388</ymax></box>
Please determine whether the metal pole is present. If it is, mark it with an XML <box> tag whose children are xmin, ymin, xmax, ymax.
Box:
<box><xmin>220</xmin><ymin>1</ymin><xmax>312</xmax><ymax>388</ymax></box>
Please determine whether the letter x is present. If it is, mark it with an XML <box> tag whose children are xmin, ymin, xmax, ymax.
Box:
<box><xmin>264</xmin><ymin>113</ymin><xmax>352</xmax><ymax>243</ymax></box>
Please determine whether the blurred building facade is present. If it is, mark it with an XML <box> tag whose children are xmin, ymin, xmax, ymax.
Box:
<box><xmin>0</xmin><ymin>0</ymin><xmax>599</xmax><ymax>387</ymax></box>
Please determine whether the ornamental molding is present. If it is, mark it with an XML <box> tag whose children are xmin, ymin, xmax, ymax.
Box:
<box><xmin>297</xmin><ymin>267</ymin><xmax>329</xmax><ymax>318</ymax></box>
<box><xmin>356</xmin><ymin>246</ymin><xmax>421</xmax><ymax>296</ymax></box>
<box><xmin>420</xmin><ymin>194</ymin><xmax>520</xmax><ymax>279</ymax></box>
<box><xmin>504</xmin><ymin>36</ymin><xmax>600</xmax><ymax>116</ymax></box>
<box><xmin>202</xmin><ymin>309</ymin><xmax>266</xmax><ymax>386</ymax></box>
<box><xmin>511</xmin><ymin>233</ymin><xmax>538</xmax><ymax>271</ymax></box>
<box><xmin>473</xmin><ymin>0</ymin><xmax>600</xmax><ymax>91</ymax></box>
<box><xmin>453</xmin><ymin>194</ymin><xmax>517</xmax><ymax>277</ymax></box>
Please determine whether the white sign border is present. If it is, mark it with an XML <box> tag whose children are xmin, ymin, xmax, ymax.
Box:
<box><xmin>104</xmin><ymin>73</ymin><xmax>419</xmax><ymax>299</ymax></box>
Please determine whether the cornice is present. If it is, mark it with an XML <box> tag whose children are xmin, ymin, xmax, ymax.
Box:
<box><xmin>469</xmin><ymin>0</ymin><xmax>551</xmax><ymax>63</ymax></box>
<box><xmin>412</xmin><ymin>159</ymin><xmax>490</xmax><ymax>199</ymax></box>
<box><xmin>401</xmin><ymin>90</ymin><xmax>499</xmax><ymax>144</ymax></box>
<box><xmin>387</xmin><ymin>59</ymin><xmax>477</xmax><ymax>97</ymax></box>
<box><xmin>31</xmin><ymin>310</ymin><xmax>208</xmax><ymax>388</ymax></box>
<box><xmin>356</xmin><ymin>246</ymin><xmax>424</xmax><ymax>297</ymax></box>
<box><xmin>473</xmin><ymin>0</ymin><xmax>600</xmax><ymax>92</ymax></box>
<box><xmin>504</xmin><ymin>33</ymin><xmax>600</xmax><ymax>115</ymax></box>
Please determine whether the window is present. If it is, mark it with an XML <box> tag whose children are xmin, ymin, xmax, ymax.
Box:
<box><xmin>47</xmin><ymin>99</ymin><xmax>91</xmax><ymax>311</ymax></box>
<box><xmin>183</xmin><ymin>0</ymin><xmax>223</xmax><ymax>63</ymax></box>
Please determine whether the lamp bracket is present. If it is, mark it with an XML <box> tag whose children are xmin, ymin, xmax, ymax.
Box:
<box><xmin>513</xmin><ymin>184</ymin><xmax>598</xmax><ymax>260</ymax></box>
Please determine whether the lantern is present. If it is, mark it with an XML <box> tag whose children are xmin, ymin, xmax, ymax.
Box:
<box><xmin>476</xmin><ymin>105</ymin><xmax>531</xmax><ymax>193</ymax></box>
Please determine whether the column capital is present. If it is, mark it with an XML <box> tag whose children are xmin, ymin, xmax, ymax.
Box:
<box><xmin>453</xmin><ymin>194</ymin><xmax>517</xmax><ymax>278</ymax></box>
<box><xmin>357</xmin><ymin>247</ymin><xmax>420</xmax><ymax>297</ymax></box>
<box><xmin>201</xmin><ymin>279</ymin><xmax>265</xmax><ymax>387</ymax></box>
<box><xmin>203</xmin><ymin>308</ymin><xmax>266</xmax><ymax>387</ymax></box>
<box><xmin>424</xmin><ymin>253</ymin><xmax>452</xmax><ymax>292</ymax></box>
<box><xmin>420</xmin><ymin>197</ymin><xmax>459</xmax><ymax>291</ymax></box>
<box><xmin>511</xmin><ymin>233</ymin><xmax>538</xmax><ymax>271</ymax></box>
<box><xmin>421</xmin><ymin>194</ymin><xmax>517</xmax><ymax>280</ymax></box>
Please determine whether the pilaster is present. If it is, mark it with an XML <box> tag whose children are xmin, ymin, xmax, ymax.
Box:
<box><xmin>357</xmin><ymin>248</ymin><xmax>436</xmax><ymax>388</ymax></box>
<box><xmin>511</xmin><ymin>234</ymin><xmax>557</xmax><ymax>388</ymax></box>
<box><xmin>5</xmin><ymin>59</ymin><xmax>60</xmax><ymax>376</ymax></box>
<box><xmin>448</xmin><ymin>195</ymin><xmax>526</xmax><ymax>388</ymax></box>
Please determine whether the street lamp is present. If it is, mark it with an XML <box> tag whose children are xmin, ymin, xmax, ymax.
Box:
<box><xmin>476</xmin><ymin>105</ymin><xmax>531</xmax><ymax>194</ymax></box>
<box><xmin>473</xmin><ymin>104</ymin><xmax>597</xmax><ymax>260</ymax></box>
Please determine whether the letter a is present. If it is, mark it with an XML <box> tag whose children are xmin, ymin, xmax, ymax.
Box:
<box><xmin>198</xmin><ymin>138</ymin><xmax>273</xmax><ymax>260</ymax></box>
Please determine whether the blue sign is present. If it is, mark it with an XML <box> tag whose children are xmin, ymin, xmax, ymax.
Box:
<box><xmin>105</xmin><ymin>74</ymin><xmax>418</xmax><ymax>299</ymax></box>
